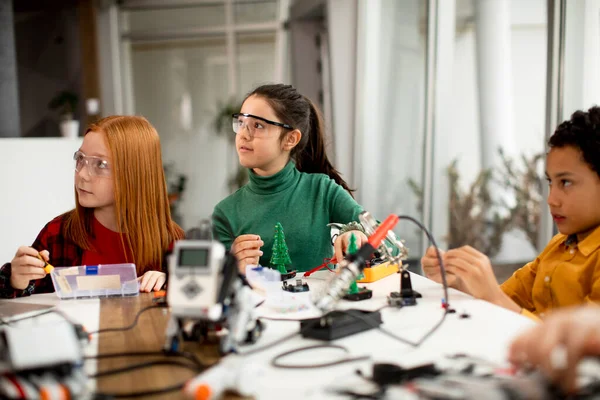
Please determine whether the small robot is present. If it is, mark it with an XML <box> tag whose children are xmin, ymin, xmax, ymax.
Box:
<box><xmin>164</xmin><ymin>240</ymin><xmax>263</xmax><ymax>354</ymax></box>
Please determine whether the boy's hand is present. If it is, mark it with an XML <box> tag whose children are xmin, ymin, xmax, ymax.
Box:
<box><xmin>334</xmin><ymin>231</ymin><xmax>369</xmax><ymax>263</ymax></box>
<box><xmin>442</xmin><ymin>246</ymin><xmax>497</xmax><ymax>298</ymax></box>
<box><xmin>138</xmin><ymin>271</ymin><xmax>166</xmax><ymax>292</ymax></box>
<box><xmin>10</xmin><ymin>247</ymin><xmax>49</xmax><ymax>290</ymax></box>
<box><xmin>421</xmin><ymin>246</ymin><xmax>445</xmax><ymax>281</ymax></box>
<box><xmin>421</xmin><ymin>246</ymin><xmax>462</xmax><ymax>288</ymax></box>
<box><xmin>231</xmin><ymin>234</ymin><xmax>264</xmax><ymax>274</ymax></box>
<box><xmin>509</xmin><ymin>307</ymin><xmax>600</xmax><ymax>393</ymax></box>
<box><xmin>443</xmin><ymin>246</ymin><xmax>519</xmax><ymax>311</ymax></box>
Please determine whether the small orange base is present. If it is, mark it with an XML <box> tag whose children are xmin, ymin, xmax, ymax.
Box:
<box><xmin>356</xmin><ymin>262</ymin><xmax>399</xmax><ymax>283</ymax></box>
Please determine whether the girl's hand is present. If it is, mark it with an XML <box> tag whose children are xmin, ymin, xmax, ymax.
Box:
<box><xmin>10</xmin><ymin>247</ymin><xmax>49</xmax><ymax>290</ymax></box>
<box><xmin>231</xmin><ymin>234</ymin><xmax>264</xmax><ymax>274</ymax></box>
<box><xmin>333</xmin><ymin>231</ymin><xmax>368</xmax><ymax>263</ymax></box>
<box><xmin>138</xmin><ymin>271</ymin><xmax>166</xmax><ymax>292</ymax></box>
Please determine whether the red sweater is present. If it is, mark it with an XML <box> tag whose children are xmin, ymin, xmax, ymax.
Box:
<box><xmin>82</xmin><ymin>216</ymin><xmax>133</xmax><ymax>266</ymax></box>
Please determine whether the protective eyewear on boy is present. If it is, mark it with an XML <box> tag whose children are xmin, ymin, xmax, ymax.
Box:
<box><xmin>232</xmin><ymin>113</ymin><xmax>294</xmax><ymax>138</ymax></box>
<box><xmin>73</xmin><ymin>151</ymin><xmax>111</xmax><ymax>177</ymax></box>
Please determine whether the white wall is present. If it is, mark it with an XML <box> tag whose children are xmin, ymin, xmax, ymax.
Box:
<box><xmin>0</xmin><ymin>138</ymin><xmax>81</xmax><ymax>264</ymax></box>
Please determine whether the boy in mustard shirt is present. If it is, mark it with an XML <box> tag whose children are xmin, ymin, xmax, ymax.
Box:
<box><xmin>422</xmin><ymin>106</ymin><xmax>600</xmax><ymax>318</ymax></box>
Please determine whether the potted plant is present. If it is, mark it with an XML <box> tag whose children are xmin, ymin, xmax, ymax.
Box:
<box><xmin>48</xmin><ymin>90</ymin><xmax>79</xmax><ymax>138</ymax></box>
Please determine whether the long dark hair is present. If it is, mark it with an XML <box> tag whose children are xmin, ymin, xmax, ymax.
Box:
<box><xmin>246</xmin><ymin>83</ymin><xmax>354</xmax><ymax>195</ymax></box>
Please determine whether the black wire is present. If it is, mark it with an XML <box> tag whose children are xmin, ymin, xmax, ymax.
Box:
<box><xmin>89</xmin><ymin>359</ymin><xmax>201</xmax><ymax>378</ymax></box>
<box><xmin>84</xmin><ymin>350</ymin><xmax>207</xmax><ymax>368</ymax></box>
<box><xmin>396</xmin><ymin>214</ymin><xmax>450</xmax><ymax>307</ymax></box>
<box><xmin>337</xmin><ymin>306</ymin><xmax>448</xmax><ymax>348</ymax></box>
<box><xmin>235</xmin><ymin>330</ymin><xmax>301</xmax><ymax>356</ymax></box>
<box><xmin>87</xmin><ymin>304</ymin><xmax>163</xmax><ymax>335</ymax></box>
<box><xmin>271</xmin><ymin>344</ymin><xmax>370</xmax><ymax>369</ymax></box>
<box><xmin>89</xmin><ymin>352</ymin><xmax>208</xmax><ymax>398</ymax></box>
<box><xmin>235</xmin><ymin>317</ymin><xmax>325</xmax><ymax>356</ymax></box>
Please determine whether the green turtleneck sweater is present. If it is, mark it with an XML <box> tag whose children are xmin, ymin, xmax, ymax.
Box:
<box><xmin>212</xmin><ymin>162</ymin><xmax>363</xmax><ymax>272</ymax></box>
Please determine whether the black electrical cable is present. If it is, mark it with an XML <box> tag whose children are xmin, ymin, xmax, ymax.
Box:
<box><xmin>89</xmin><ymin>359</ymin><xmax>201</xmax><ymax>378</ymax></box>
<box><xmin>396</xmin><ymin>214</ymin><xmax>449</xmax><ymax>306</ymax></box>
<box><xmin>337</xmin><ymin>306</ymin><xmax>448</xmax><ymax>348</ymax></box>
<box><xmin>235</xmin><ymin>330</ymin><xmax>301</xmax><ymax>356</ymax></box>
<box><xmin>87</xmin><ymin>304</ymin><xmax>163</xmax><ymax>335</ymax></box>
<box><xmin>84</xmin><ymin>350</ymin><xmax>206</xmax><ymax>369</ymax></box>
<box><xmin>87</xmin><ymin>346</ymin><xmax>209</xmax><ymax>398</ymax></box>
<box><xmin>271</xmin><ymin>344</ymin><xmax>370</xmax><ymax>369</ymax></box>
<box><xmin>235</xmin><ymin>315</ymin><xmax>329</xmax><ymax>357</ymax></box>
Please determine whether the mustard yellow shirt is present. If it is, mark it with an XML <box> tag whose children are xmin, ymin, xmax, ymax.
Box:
<box><xmin>500</xmin><ymin>225</ymin><xmax>600</xmax><ymax>318</ymax></box>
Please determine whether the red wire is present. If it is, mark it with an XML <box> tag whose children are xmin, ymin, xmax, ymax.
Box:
<box><xmin>303</xmin><ymin>257</ymin><xmax>338</xmax><ymax>277</ymax></box>
<box><xmin>4</xmin><ymin>374</ymin><xmax>27</xmax><ymax>399</ymax></box>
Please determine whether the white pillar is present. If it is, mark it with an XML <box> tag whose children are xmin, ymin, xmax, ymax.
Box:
<box><xmin>474</xmin><ymin>0</ymin><xmax>516</xmax><ymax>170</ymax></box>
<box><xmin>355</xmin><ymin>0</ymin><xmax>383</xmax><ymax>210</ymax></box>
<box><xmin>327</xmin><ymin>0</ymin><xmax>358</xmax><ymax>186</ymax></box>
<box><xmin>274</xmin><ymin>0</ymin><xmax>290</xmax><ymax>83</ymax></box>
<box><xmin>431</xmin><ymin>0</ymin><xmax>456</xmax><ymax>248</ymax></box>
<box><xmin>96</xmin><ymin>3</ymin><xmax>124</xmax><ymax>116</ymax></box>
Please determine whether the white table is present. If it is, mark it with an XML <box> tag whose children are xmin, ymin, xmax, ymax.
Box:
<box><xmin>0</xmin><ymin>271</ymin><xmax>535</xmax><ymax>399</ymax></box>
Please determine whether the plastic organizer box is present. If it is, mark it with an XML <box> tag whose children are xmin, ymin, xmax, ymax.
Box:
<box><xmin>50</xmin><ymin>263</ymin><xmax>139</xmax><ymax>299</ymax></box>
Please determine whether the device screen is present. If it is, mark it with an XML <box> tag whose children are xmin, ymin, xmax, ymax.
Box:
<box><xmin>179</xmin><ymin>248</ymin><xmax>209</xmax><ymax>267</ymax></box>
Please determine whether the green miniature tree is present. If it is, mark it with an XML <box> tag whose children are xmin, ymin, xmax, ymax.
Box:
<box><xmin>270</xmin><ymin>222</ymin><xmax>292</xmax><ymax>274</ymax></box>
<box><xmin>346</xmin><ymin>233</ymin><xmax>363</xmax><ymax>294</ymax></box>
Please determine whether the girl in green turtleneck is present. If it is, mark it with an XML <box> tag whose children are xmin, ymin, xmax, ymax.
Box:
<box><xmin>212</xmin><ymin>84</ymin><xmax>367</xmax><ymax>274</ymax></box>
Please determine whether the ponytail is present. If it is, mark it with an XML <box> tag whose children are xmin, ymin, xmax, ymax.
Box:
<box><xmin>246</xmin><ymin>83</ymin><xmax>354</xmax><ymax>195</ymax></box>
<box><xmin>295</xmin><ymin>97</ymin><xmax>354</xmax><ymax>195</ymax></box>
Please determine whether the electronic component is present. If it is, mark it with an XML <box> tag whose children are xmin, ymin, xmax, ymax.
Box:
<box><xmin>280</xmin><ymin>271</ymin><xmax>297</xmax><ymax>281</ymax></box>
<box><xmin>300</xmin><ymin>310</ymin><xmax>382</xmax><ymax>341</ymax></box>
<box><xmin>356</xmin><ymin>261</ymin><xmax>399</xmax><ymax>283</ymax></box>
<box><xmin>343</xmin><ymin>287</ymin><xmax>372</xmax><ymax>301</ymax></box>
<box><xmin>282</xmin><ymin>279</ymin><xmax>309</xmax><ymax>292</ymax></box>
<box><xmin>388</xmin><ymin>270</ymin><xmax>423</xmax><ymax>307</ymax></box>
